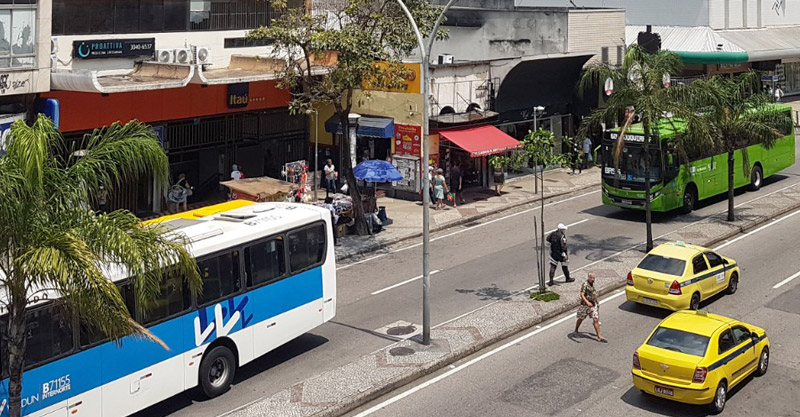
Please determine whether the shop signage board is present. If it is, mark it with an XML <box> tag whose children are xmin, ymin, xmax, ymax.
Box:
<box><xmin>362</xmin><ymin>62</ymin><xmax>421</xmax><ymax>94</ymax></box>
<box><xmin>228</xmin><ymin>83</ymin><xmax>250</xmax><ymax>108</ymax></box>
<box><xmin>393</xmin><ymin>124</ymin><xmax>422</xmax><ymax>157</ymax></box>
<box><xmin>73</xmin><ymin>38</ymin><xmax>155</xmax><ymax>60</ymax></box>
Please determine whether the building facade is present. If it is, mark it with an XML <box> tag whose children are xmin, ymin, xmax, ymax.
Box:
<box><xmin>41</xmin><ymin>0</ymin><xmax>307</xmax><ymax>216</ymax></box>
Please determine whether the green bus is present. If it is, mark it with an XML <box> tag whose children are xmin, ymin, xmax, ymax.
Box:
<box><xmin>600</xmin><ymin>106</ymin><xmax>795</xmax><ymax>213</ymax></box>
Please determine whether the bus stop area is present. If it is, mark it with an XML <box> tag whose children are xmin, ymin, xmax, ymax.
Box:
<box><xmin>334</xmin><ymin>166</ymin><xmax>600</xmax><ymax>262</ymax></box>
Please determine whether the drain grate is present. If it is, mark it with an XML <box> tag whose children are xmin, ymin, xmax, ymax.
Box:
<box><xmin>387</xmin><ymin>325</ymin><xmax>417</xmax><ymax>336</ymax></box>
<box><xmin>389</xmin><ymin>346</ymin><xmax>416</xmax><ymax>356</ymax></box>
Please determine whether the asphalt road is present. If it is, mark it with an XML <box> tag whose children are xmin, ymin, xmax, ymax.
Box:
<box><xmin>136</xmin><ymin>150</ymin><xmax>800</xmax><ymax>417</ymax></box>
<box><xmin>348</xmin><ymin>206</ymin><xmax>800</xmax><ymax>417</ymax></box>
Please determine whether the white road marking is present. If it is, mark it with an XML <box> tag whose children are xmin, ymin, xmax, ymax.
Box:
<box><xmin>371</xmin><ymin>270</ymin><xmax>441</xmax><ymax>295</ymax></box>
<box><xmin>713</xmin><ymin>208</ymin><xmax>800</xmax><ymax>251</ymax></box>
<box><xmin>351</xmin><ymin>291</ymin><xmax>627</xmax><ymax>417</ymax></box>
<box><xmin>773</xmin><ymin>270</ymin><xmax>800</xmax><ymax>289</ymax></box>
<box><xmin>336</xmin><ymin>190</ymin><xmax>600</xmax><ymax>271</ymax></box>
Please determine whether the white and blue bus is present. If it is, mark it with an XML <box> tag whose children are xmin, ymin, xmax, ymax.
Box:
<box><xmin>0</xmin><ymin>201</ymin><xmax>337</xmax><ymax>417</ymax></box>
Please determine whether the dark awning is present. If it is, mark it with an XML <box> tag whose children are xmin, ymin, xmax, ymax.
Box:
<box><xmin>438</xmin><ymin>125</ymin><xmax>520</xmax><ymax>157</ymax></box>
<box><xmin>324</xmin><ymin>115</ymin><xmax>394</xmax><ymax>138</ymax></box>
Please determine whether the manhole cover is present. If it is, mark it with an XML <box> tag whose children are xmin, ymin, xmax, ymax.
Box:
<box><xmin>387</xmin><ymin>325</ymin><xmax>417</xmax><ymax>336</ymax></box>
<box><xmin>389</xmin><ymin>347</ymin><xmax>415</xmax><ymax>356</ymax></box>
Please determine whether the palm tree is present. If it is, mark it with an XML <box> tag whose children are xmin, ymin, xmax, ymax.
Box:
<box><xmin>673</xmin><ymin>71</ymin><xmax>792</xmax><ymax>221</ymax></box>
<box><xmin>578</xmin><ymin>45</ymin><xmax>689</xmax><ymax>252</ymax></box>
<box><xmin>0</xmin><ymin>115</ymin><xmax>201</xmax><ymax>417</ymax></box>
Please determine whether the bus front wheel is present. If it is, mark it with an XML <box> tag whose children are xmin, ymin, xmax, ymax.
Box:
<box><xmin>680</xmin><ymin>186</ymin><xmax>697</xmax><ymax>214</ymax></box>
<box><xmin>748</xmin><ymin>165</ymin><xmax>763</xmax><ymax>191</ymax></box>
<box><xmin>199</xmin><ymin>345</ymin><xmax>237</xmax><ymax>398</ymax></box>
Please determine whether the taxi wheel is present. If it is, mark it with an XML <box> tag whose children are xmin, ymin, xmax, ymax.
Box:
<box><xmin>756</xmin><ymin>347</ymin><xmax>769</xmax><ymax>376</ymax></box>
<box><xmin>690</xmin><ymin>293</ymin><xmax>701</xmax><ymax>310</ymax></box>
<box><xmin>709</xmin><ymin>380</ymin><xmax>727</xmax><ymax>414</ymax></box>
<box><xmin>725</xmin><ymin>272</ymin><xmax>739</xmax><ymax>295</ymax></box>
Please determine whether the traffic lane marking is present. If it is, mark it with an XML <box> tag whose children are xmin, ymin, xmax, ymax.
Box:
<box><xmin>774</xmin><ymin>270</ymin><xmax>800</xmax><ymax>289</ymax></box>
<box><xmin>335</xmin><ymin>189</ymin><xmax>600</xmax><ymax>271</ymax></box>
<box><xmin>351</xmin><ymin>290</ymin><xmax>627</xmax><ymax>417</ymax></box>
<box><xmin>368</xmin><ymin>219</ymin><xmax>588</xmax><ymax>298</ymax></box>
<box><xmin>713</xmin><ymin>207</ymin><xmax>800</xmax><ymax>251</ymax></box>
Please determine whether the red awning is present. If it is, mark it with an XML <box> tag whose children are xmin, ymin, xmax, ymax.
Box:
<box><xmin>438</xmin><ymin>125</ymin><xmax>520</xmax><ymax>157</ymax></box>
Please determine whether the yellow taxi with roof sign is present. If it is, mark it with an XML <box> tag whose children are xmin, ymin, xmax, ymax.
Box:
<box><xmin>625</xmin><ymin>241</ymin><xmax>740</xmax><ymax>311</ymax></box>
<box><xmin>632</xmin><ymin>310</ymin><xmax>770</xmax><ymax>414</ymax></box>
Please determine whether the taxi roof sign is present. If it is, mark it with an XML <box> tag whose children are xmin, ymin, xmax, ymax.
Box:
<box><xmin>676</xmin><ymin>240</ymin><xmax>685</xmax><ymax>246</ymax></box>
<box><xmin>695</xmin><ymin>309</ymin><xmax>708</xmax><ymax>316</ymax></box>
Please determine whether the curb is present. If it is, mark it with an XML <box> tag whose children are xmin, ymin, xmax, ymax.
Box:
<box><xmin>319</xmin><ymin>198</ymin><xmax>800</xmax><ymax>417</ymax></box>
<box><xmin>335</xmin><ymin>180</ymin><xmax>600</xmax><ymax>262</ymax></box>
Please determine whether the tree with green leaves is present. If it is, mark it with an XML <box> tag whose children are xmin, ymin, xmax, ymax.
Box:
<box><xmin>578</xmin><ymin>45</ymin><xmax>688</xmax><ymax>252</ymax></box>
<box><xmin>672</xmin><ymin>71</ymin><xmax>792</xmax><ymax>221</ymax></box>
<box><xmin>0</xmin><ymin>115</ymin><xmax>201</xmax><ymax>417</ymax></box>
<box><xmin>249</xmin><ymin>0</ymin><xmax>445</xmax><ymax>235</ymax></box>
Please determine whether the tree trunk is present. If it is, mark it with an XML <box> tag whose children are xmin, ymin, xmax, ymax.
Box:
<box><xmin>727</xmin><ymin>150</ymin><xmax>735</xmax><ymax>222</ymax></box>
<box><xmin>339</xmin><ymin>112</ymin><xmax>370</xmax><ymax>236</ymax></box>
<box><xmin>643</xmin><ymin>121</ymin><xmax>654</xmax><ymax>253</ymax></box>
<box><xmin>7</xmin><ymin>293</ymin><xmax>27</xmax><ymax>417</ymax></box>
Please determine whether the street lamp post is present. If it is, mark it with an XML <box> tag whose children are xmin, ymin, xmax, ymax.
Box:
<box><xmin>395</xmin><ymin>0</ymin><xmax>457</xmax><ymax>345</ymax></box>
<box><xmin>532</xmin><ymin>106</ymin><xmax>544</xmax><ymax>193</ymax></box>
<box><xmin>307</xmin><ymin>108</ymin><xmax>319</xmax><ymax>201</ymax></box>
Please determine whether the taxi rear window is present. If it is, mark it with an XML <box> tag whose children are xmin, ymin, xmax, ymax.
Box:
<box><xmin>637</xmin><ymin>254</ymin><xmax>686</xmax><ymax>276</ymax></box>
<box><xmin>647</xmin><ymin>327</ymin><xmax>709</xmax><ymax>357</ymax></box>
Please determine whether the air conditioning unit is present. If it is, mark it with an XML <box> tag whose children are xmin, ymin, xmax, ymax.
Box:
<box><xmin>438</xmin><ymin>54</ymin><xmax>454</xmax><ymax>64</ymax></box>
<box><xmin>193</xmin><ymin>45</ymin><xmax>212</xmax><ymax>65</ymax></box>
<box><xmin>174</xmin><ymin>48</ymin><xmax>192</xmax><ymax>64</ymax></box>
<box><xmin>155</xmin><ymin>49</ymin><xmax>174</xmax><ymax>64</ymax></box>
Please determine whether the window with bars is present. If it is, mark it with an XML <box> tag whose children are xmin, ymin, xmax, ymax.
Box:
<box><xmin>0</xmin><ymin>1</ymin><xmax>37</xmax><ymax>69</ymax></box>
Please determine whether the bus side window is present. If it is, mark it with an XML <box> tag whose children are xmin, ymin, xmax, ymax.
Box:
<box><xmin>287</xmin><ymin>223</ymin><xmax>326</xmax><ymax>273</ymax></box>
<box><xmin>24</xmin><ymin>303</ymin><xmax>74</xmax><ymax>368</ymax></box>
<box><xmin>197</xmin><ymin>251</ymin><xmax>241</xmax><ymax>306</ymax></box>
<box><xmin>141</xmin><ymin>272</ymin><xmax>190</xmax><ymax>325</ymax></box>
<box><xmin>245</xmin><ymin>237</ymin><xmax>286</xmax><ymax>287</ymax></box>
<box><xmin>80</xmin><ymin>282</ymin><xmax>135</xmax><ymax>347</ymax></box>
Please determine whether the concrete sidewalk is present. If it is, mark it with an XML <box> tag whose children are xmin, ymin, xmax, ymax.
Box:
<box><xmin>335</xmin><ymin>167</ymin><xmax>600</xmax><ymax>261</ymax></box>
<box><xmin>223</xmin><ymin>181</ymin><xmax>800</xmax><ymax>417</ymax></box>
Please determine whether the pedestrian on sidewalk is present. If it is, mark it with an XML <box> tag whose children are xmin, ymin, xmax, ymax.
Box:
<box><xmin>323</xmin><ymin>159</ymin><xmax>337</xmax><ymax>197</ymax></box>
<box><xmin>433</xmin><ymin>168</ymin><xmax>449</xmax><ymax>210</ymax></box>
<box><xmin>96</xmin><ymin>185</ymin><xmax>109</xmax><ymax>214</ymax></box>
<box><xmin>574</xmin><ymin>273</ymin><xmax>606</xmax><ymax>343</ymax></box>
<box><xmin>547</xmin><ymin>223</ymin><xmax>574</xmax><ymax>286</ymax></box>
<box><xmin>449</xmin><ymin>161</ymin><xmax>465</xmax><ymax>206</ymax></box>
<box><xmin>493</xmin><ymin>165</ymin><xmax>505</xmax><ymax>195</ymax></box>
<box><xmin>571</xmin><ymin>140</ymin><xmax>582</xmax><ymax>175</ymax></box>
<box><xmin>582</xmin><ymin>136</ymin><xmax>593</xmax><ymax>169</ymax></box>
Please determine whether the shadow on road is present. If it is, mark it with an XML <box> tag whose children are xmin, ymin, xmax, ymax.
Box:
<box><xmin>132</xmin><ymin>333</ymin><xmax>330</xmax><ymax>417</ymax></box>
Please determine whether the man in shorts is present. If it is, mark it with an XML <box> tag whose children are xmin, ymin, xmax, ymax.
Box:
<box><xmin>574</xmin><ymin>273</ymin><xmax>606</xmax><ymax>342</ymax></box>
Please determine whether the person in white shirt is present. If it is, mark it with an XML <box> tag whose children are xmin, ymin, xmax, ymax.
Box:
<box><xmin>323</xmin><ymin>159</ymin><xmax>337</xmax><ymax>197</ymax></box>
<box><xmin>231</xmin><ymin>164</ymin><xmax>243</xmax><ymax>180</ymax></box>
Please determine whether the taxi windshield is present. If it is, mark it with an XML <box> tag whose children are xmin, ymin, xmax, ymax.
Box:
<box><xmin>647</xmin><ymin>327</ymin><xmax>709</xmax><ymax>357</ymax></box>
<box><xmin>637</xmin><ymin>254</ymin><xmax>686</xmax><ymax>276</ymax></box>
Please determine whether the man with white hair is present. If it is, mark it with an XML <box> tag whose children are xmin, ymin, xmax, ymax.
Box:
<box><xmin>547</xmin><ymin>223</ymin><xmax>574</xmax><ymax>286</ymax></box>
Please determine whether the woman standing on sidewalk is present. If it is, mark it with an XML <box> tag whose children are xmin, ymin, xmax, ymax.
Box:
<box><xmin>493</xmin><ymin>165</ymin><xmax>505</xmax><ymax>195</ymax></box>
<box><xmin>433</xmin><ymin>168</ymin><xmax>449</xmax><ymax>210</ymax></box>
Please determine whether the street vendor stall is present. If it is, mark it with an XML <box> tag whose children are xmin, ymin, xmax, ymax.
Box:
<box><xmin>221</xmin><ymin>176</ymin><xmax>295</xmax><ymax>202</ymax></box>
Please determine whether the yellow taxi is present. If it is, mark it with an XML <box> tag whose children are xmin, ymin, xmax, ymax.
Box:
<box><xmin>625</xmin><ymin>241</ymin><xmax>740</xmax><ymax>311</ymax></box>
<box><xmin>632</xmin><ymin>310</ymin><xmax>770</xmax><ymax>414</ymax></box>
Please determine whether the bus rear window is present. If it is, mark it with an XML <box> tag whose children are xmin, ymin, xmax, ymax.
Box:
<box><xmin>637</xmin><ymin>254</ymin><xmax>686</xmax><ymax>276</ymax></box>
<box><xmin>647</xmin><ymin>327</ymin><xmax>709</xmax><ymax>357</ymax></box>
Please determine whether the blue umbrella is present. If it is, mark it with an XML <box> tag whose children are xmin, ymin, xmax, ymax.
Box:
<box><xmin>353</xmin><ymin>160</ymin><xmax>404</xmax><ymax>182</ymax></box>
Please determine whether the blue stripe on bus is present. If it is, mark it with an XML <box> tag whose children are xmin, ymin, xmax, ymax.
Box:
<box><xmin>0</xmin><ymin>267</ymin><xmax>324</xmax><ymax>417</ymax></box>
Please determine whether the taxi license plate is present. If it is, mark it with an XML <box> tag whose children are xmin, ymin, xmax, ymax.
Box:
<box><xmin>655</xmin><ymin>386</ymin><xmax>674</xmax><ymax>396</ymax></box>
<box><xmin>642</xmin><ymin>297</ymin><xmax>659</xmax><ymax>306</ymax></box>
<box><xmin>621</xmin><ymin>199</ymin><xmax>633</xmax><ymax>205</ymax></box>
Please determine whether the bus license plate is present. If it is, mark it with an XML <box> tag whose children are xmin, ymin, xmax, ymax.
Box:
<box><xmin>655</xmin><ymin>386</ymin><xmax>674</xmax><ymax>396</ymax></box>
<box><xmin>642</xmin><ymin>297</ymin><xmax>659</xmax><ymax>306</ymax></box>
<box><xmin>621</xmin><ymin>199</ymin><xmax>633</xmax><ymax>205</ymax></box>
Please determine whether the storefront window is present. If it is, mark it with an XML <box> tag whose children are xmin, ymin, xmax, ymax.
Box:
<box><xmin>0</xmin><ymin>3</ymin><xmax>36</xmax><ymax>70</ymax></box>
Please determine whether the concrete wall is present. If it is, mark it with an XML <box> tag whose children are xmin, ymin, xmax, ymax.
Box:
<box><xmin>517</xmin><ymin>0</ymin><xmax>710</xmax><ymax>26</ymax></box>
<box><xmin>429</xmin><ymin>63</ymin><xmax>492</xmax><ymax>115</ymax></box>
<box><xmin>709</xmin><ymin>0</ymin><xmax>800</xmax><ymax>29</ymax></box>
<box><xmin>430</xmin><ymin>8</ymin><xmax>568</xmax><ymax>62</ymax></box>
<box><xmin>0</xmin><ymin>0</ymin><xmax>50</xmax><ymax>97</ymax></box>
<box><xmin>568</xmin><ymin>9</ymin><xmax>626</xmax><ymax>65</ymax></box>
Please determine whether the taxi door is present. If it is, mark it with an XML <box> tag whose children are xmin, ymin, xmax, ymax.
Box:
<box><xmin>714</xmin><ymin>328</ymin><xmax>738</xmax><ymax>382</ymax></box>
<box><xmin>729</xmin><ymin>325</ymin><xmax>759</xmax><ymax>386</ymax></box>
<box><xmin>703</xmin><ymin>251</ymin><xmax>727</xmax><ymax>294</ymax></box>
<box><xmin>690</xmin><ymin>254</ymin><xmax>714</xmax><ymax>297</ymax></box>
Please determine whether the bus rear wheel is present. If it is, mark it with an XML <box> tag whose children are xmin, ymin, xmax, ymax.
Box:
<box><xmin>748</xmin><ymin>165</ymin><xmax>763</xmax><ymax>191</ymax></box>
<box><xmin>199</xmin><ymin>345</ymin><xmax>237</xmax><ymax>398</ymax></box>
<box><xmin>680</xmin><ymin>186</ymin><xmax>697</xmax><ymax>214</ymax></box>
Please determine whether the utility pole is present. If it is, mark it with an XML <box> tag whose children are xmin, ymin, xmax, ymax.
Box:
<box><xmin>395</xmin><ymin>0</ymin><xmax>457</xmax><ymax>345</ymax></box>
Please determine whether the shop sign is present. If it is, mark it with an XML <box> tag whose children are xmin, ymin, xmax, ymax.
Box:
<box><xmin>609</xmin><ymin>133</ymin><xmax>645</xmax><ymax>143</ymax></box>
<box><xmin>73</xmin><ymin>38</ymin><xmax>155</xmax><ymax>60</ymax></box>
<box><xmin>362</xmin><ymin>62</ymin><xmax>421</xmax><ymax>94</ymax></box>
<box><xmin>227</xmin><ymin>83</ymin><xmax>250</xmax><ymax>108</ymax></box>
<box><xmin>393</xmin><ymin>124</ymin><xmax>422</xmax><ymax>157</ymax></box>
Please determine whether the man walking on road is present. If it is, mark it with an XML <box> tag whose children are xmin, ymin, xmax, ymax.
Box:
<box><xmin>547</xmin><ymin>223</ymin><xmax>574</xmax><ymax>286</ymax></box>
<box><xmin>575</xmin><ymin>273</ymin><xmax>606</xmax><ymax>342</ymax></box>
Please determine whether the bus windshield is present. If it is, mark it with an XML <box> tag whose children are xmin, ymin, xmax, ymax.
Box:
<box><xmin>602</xmin><ymin>144</ymin><xmax>661</xmax><ymax>184</ymax></box>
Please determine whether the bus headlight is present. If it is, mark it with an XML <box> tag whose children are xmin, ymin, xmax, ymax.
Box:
<box><xmin>649</xmin><ymin>190</ymin><xmax>661</xmax><ymax>201</ymax></box>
